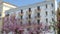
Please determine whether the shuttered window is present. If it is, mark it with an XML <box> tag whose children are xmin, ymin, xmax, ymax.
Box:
<box><xmin>46</xmin><ymin>4</ymin><xmax>47</xmax><ymax>8</ymax></box>
<box><xmin>21</xmin><ymin>10</ymin><xmax>23</xmax><ymax>14</ymax></box>
<box><xmin>46</xmin><ymin>18</ymin><xmax>48</xmax><ymax>23</ymax></box>
<box><xmin>21</xmin><ymin>16</ymin><xmax>23</xmax><ymax>19</ymax></box>
<box><xmin>51</xmin><ymin>3</ymin><xmax>53</xmax><ymax>7</ymax></box>
<box><xmin>28</xmin><ymin>21</ymin><xmax>31</xmax><ymax>25</ymax></box>
<box><xmin>52</xmin><ymin>18</ymin><xmax>54</xmax><ymax>22</ymax></box>
<box><xmin>0</xmin><ymin>14</ymin><xmax>1</xmax><ymax>16</ymax></box>
<box><xmin>29</xmin><ymin>14</ymin><xmax>31</xmax><ymax>19</ymax></box>
<box><xmin>37</xmin><ymin>13</ymin><xmax>40</xmax><ymax>18</ymax></box>
<box><xmin>37</xmin><ymin>6</ymin><xmax>40</xmax><ymax>10</ymax></box>
<box><xmin>37</xmin><ymin>20</ymin><xmax>40</xmax><ymax>24</ymax></box>
<box><xmin>29</xmin><ymin>8</ymin><xmax>31</xmax><ymax>12</ymax></box>
<box><xmin>46</xmin><ymin>11</ymin><xmax>48</xmax><ymax>16</ymax></box>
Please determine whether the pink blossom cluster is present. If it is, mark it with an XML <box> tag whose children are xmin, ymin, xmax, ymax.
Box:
<box><xmin>2</xmin><ymin>15</ymin><xmax>50</xmax><ymax>34</ymax></box>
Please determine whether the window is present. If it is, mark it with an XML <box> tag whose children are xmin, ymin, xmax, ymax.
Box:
<box><xmin>21</xmin><ymin>10</ymin><xmax>23</xmax><ymax>13</ymax></box>
<box><xmin>6</xmin><ymin>14</ymin><xmax>9</xmax><ymax>16</ymax></box>
<box><xmin>37</xmin><ymin>6</ymin><xmax>40</xmax><ymax>10</ymax></box>
<box><xmin>21</xmin><ymin>16</ymin><xmax>23</xmax><ymax>19</ymax></box>
<box><xmin>37</xmin><ymin>13</ymin><xmax>40</xmax><ymax>17</ymax></box>
<box><xmin>29</xmin><ymin>14</ymin><xmax>31</xmax><ymax>19</ymax></box>
<box><xmin>51</xmin><ymin>3</ymin><xmax>53</xmax><ymax>7</ymax></box>
<box><xmin>52</xmin><ymin>11</ymin><xmax>54</xmax><ymax>15</ymax></box>
<box><xmin>46</xmin><ymin>4</ymin><xmax>47</xmax><ymax>8</ymax></box>
<box><xmin>46</xmin><ymin>11</ymin><xmax>48</xmax><ymax>16</ymax></box>
<box><xmin>28</xmin><ymin>21</ymin><xmax>31</xmax><ymax>25</ymax></box>
<box><xmin>46</xmin><ymin>18</ymin><xmax>48</xmax><ymax>23</ymax></box>
<box><xmin>20</xmin><ymin>21</ymin><xmax>22</xmax><ymax>25</ymax></box>
<box><xmin>29</xmin><ymin>8</ymin><xmax>31</xmax><ymax>12</ymax></box>
<box><xmin>52</xmin><ymin>18</ymin><xmax>54</xmax><ymax>22</ymax></box>
<box><xmin>0</xmin><ymin>13</ymin><xmax>1</xmax><ymax>16</ymax></box>
<box><xmin>37</xmin><ymin>20</ymin><xmax>40</xmax><ymax>24</ymax></box>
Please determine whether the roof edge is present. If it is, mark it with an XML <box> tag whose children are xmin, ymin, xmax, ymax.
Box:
<box><xmin>3</xmin><ymin>1</ymin><xmax>19</xmax><ymax>8</ymax></box>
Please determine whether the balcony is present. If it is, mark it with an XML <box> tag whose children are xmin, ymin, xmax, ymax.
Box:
<box><xmin>27</xmin><ymin>18</ymin><xmax>31</xmax><ymax>21</ymax></box>
<box><xmin>35</xmin><ymin>16</ymin><xmax>40</xmax><ymax>20</ymax></box>
<box><xmin>35</xmin><ymin>9</ymin><xmax>41</xmax><ymax>13</ymax></box>
<box><xmin>26</xmin><ymin>11</ymin><xmax>32</xmax><ymax>15</ymax></box>
<box><xmin>20</xmin><ymin>19</ymin><xmax>23</xmax><ymax>22</ymax></box>
<box><xmin>19</xmin><ymin>13</ymin><xmax>23</xmax><ymax>16</ymax></box>
<box><xmin>35</xmin><ymin>17</ymin><xmax>40</xmax><ymax>20</ymax></box>
<box><xmin>26</xmin><ymin>24</ymin><xmax>39</xmax><ymax>28</ymax></box>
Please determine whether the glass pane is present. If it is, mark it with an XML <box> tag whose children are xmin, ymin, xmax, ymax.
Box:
<box><xmin>21</xmin><ymin>10</ymin><xmax>23</xmax><ymax>13</ymax></box>
<box><xmin>37</xmin><ymin>13</ymin><xmax>40</xmax><ymax>17</ymax></box>
<box><xmin>29</xmin><ymin>8</ymin><xmax>31</xmax><ymax>12</ymax></box>
<box><xmin>37</xmin><ymin>6</ymin><xmax>40</xmax><ymax>10</ymax></box>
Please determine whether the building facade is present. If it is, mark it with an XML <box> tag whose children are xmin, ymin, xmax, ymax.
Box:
<box><xmin>6</xmin><ymin>0</ymin><xmax>56</xmax><ymax>25</ymax></box>
<box><xmin>4</xmin><ymin>0</ymin><xmax>57</xmax><ymax>34</ymax></box>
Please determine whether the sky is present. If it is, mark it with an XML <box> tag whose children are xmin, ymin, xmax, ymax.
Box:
<box><xmin>3</xmin><ymin>0</ymin><xmax>44</xmax><ymax>7</ymax></box>
<box><xmin>4</xmin><ymin>0</ymin><xmax>60</xmax><ymax>7</ymax></box>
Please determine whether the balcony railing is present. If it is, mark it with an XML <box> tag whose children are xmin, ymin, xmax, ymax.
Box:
<box><xmin>35</xmin><ymin>16</ymin><xmax>40</xmax><ymax>20</ymax></box>
<box><xmin>19</xmin><ymin>13</ymin><xmax>23</xmax><ymax>16</ymax></box>
<box><xmin>35</xmin><ymin>9</ymin><xmax>41</xmax><ymax>13</ymax></box>
<box><xmin>26</xmin><ymin>11</ymin><xmax>32</xmax><ymax>15</ymax></box>
<box><xmin>27</xmin><ymin>18</ymin><xmax>31</xmax><ymax>21</ymax></box>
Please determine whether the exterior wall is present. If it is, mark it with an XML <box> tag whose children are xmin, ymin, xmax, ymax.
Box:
<box><xmin>6</xmin><ymin>0</ymin><xmax>55</xmax><ymax>25</ymax></box>
<box><xmin>5</xmin><ymin>0</ymin><xmax>56</xmax><ymax>33</ymax></box>
<box><xmin>2</xmin><ymin>3</ymin><xmax>17</xmax><ymax>17</ymax></box>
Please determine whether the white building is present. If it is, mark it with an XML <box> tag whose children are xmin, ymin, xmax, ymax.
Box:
<box><xmin>6</xmin><ymin>0</ymin><xmax>56</xmax><ymax>25</ymax></box>
<box><xmin>2</xmin><ymin>2</ymin><xmax>18</xmax><ymax>17</ymax></box>
<box><xmin>0</xmin><ymin>1</ymin><xmax>18</xmax><ymax>34</ymax></box>
<box><xmin>5</xmin><ymin>0</ymin><xmax>57</xmax><ymax>34</ymax></box>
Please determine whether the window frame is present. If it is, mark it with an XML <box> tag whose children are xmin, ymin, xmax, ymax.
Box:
<box><xmin>37</xmin><ymin>13</ymin><xmax>40</xmax><ymax>18</ymax></box>
<box><xmin>28</xmin><ymin>20</ymin><xmax>31</xmax><ymax>25</ymax></box>
<box><xmin>46</xmin><ymin>11</ymin><xmax>48</xmax><ymax>16</ymax></box>
<box><xmin>21</xmin><ymin>16</ymin><xmax>23</xmax><ymax>19</ymax></box>
<box><xmin>37</xmin><ymin>6</ymin><xmax>40</xmax><ymax>10</ymax></box>
<box><xmin>21</xmin><ymin>10</ymin><xmax>23</xmax><ymax>14</ymax></box>
<box><xmin>46</xmin><ymin>18</ymin><xmax>48</xmax><ymax>23</ymax></box>
<box><xmin>52</xmin><ymin>18</ymin><xmax>54</xmax><ymax>22</ymax></box>
<box><xmin>29</xmin><ymin>8</ymin><xmax>31</xmax><ymax>12</ymax></box>
<box><xmin>51</xmin><ymin>3</ymin><xmax>53</xmax><ymax>7</ymax></box>
<box><xmin>46</xmin><ymin>4</ymin><xmax>47</xmax><ymax>8</ymax></box>
<box><xmin>29</xmin><ymin>14</ymin><xmax>31</xmax><ymax>19</ymax></box>
<box><xmin>37</xmin><ymin>19</ymin><xmax>40</xmax><ymax>24</ymax></box>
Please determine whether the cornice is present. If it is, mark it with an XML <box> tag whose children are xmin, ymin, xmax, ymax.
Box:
<box><xmin>3</xmin><ymin>1</ymin><xmax>19</xmax><ymax>8</ymax></box>
<box><xmin>5</xmin><ymin>1</ymin><xmax>54</xmax><ymax>14</ymax></box>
